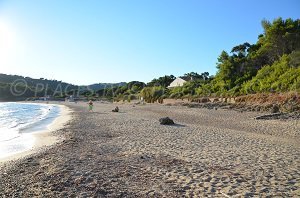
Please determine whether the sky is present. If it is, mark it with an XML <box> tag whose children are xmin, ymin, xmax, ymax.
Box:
<box><xmin>0</xmin><ymin>0</ymin><xmax>299</xmax><ymax>85</ymax></box>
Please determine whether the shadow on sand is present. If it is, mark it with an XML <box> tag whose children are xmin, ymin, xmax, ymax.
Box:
<box><xmin>171</xmin><ymin>123</ymin><xmax>186</xmax><ymax>127</ymax></box>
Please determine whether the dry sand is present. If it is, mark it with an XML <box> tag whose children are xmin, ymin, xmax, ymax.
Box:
<box><xmin>0</xmin><ymin>102</ymin><xmax>299</xmax><ymax>197</ymax></box>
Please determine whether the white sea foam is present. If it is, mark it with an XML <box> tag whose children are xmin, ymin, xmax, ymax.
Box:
<box><xmin>0</xmin><ymin>102</ymin><xmax>60</xmax><ymax>159</ymax></box>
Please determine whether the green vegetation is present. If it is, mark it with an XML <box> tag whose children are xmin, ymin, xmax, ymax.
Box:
<box><xmin>210</xmin><ymin>18</ymin><xmax>300</xmax><ymax>96</ymax></box>
<box><xmin>98</xmin><ymin>81</ymin><xmax>146</xmax><ymax>102</ymax></box>
<box><xmin>147</xmin><ymin>75</ymin><xmax>176</xmax><ymax>87</ymax></box>
<box><xmin>137</xmin><ymin>18</ymin><xmax>300</xmax><ymax>102</ymax></box>
<box><xmin>1</xmin><ymin>18</ymin><xmax>299</xmax><ymax>102</ymax></box>
<box><xmin>140</xmin><ymin>86</ymin><xmax>165</xmax><ymax>103</ymax></box>
<box><xmin>241</xmin><ymin>54</ymin><xmax>300</xmax><ymax>93</ymax></box>
<box><xmin>0</xmin><ymin>74</ymin><xmax>79</xmax><ymax>101</ymax></box>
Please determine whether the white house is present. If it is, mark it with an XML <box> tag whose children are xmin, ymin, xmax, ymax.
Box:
<box><xmin>167</xmin><ymin>77</ymin><xmax>188</xmax><ymax>88</ymax></box>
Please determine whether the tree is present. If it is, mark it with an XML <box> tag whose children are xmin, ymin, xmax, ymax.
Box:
<box><xmin>211</xmin><ymin>18</ymin><xmax>300</xmax><ymax>95</ymax></box>
<box><xmin>257</xmin><ymin>18</ymin><xmax>300</xmax><ymax>64</ymax></box>
<box><xmin>147</xmin><ymin>75</ymin><xmax>176</xmax><ymax>87</ymax></box>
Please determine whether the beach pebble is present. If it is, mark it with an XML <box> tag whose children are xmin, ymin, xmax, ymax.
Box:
<box><xmin>271</xmin><ymin>105</ymin><xmax>280</xmax><ymax>113</ymax></box>
<box><xmin>159</xmin><ymin>117</ymin><xmax>175</xmax><ymax>125</ymax></box>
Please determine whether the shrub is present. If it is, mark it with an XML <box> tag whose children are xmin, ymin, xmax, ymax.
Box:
<box><xmin>140</xmin><ymin>86</ymin><xmax>165</xmax><ymax>103</ymax></box>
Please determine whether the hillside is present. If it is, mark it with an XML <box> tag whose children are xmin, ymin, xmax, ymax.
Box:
<box><xmin>0</xmin><ymin>74</ymin><xmax>127</xmax><ymax>101</ymax></box>
<box><xmin>0</xmin><ymin>74</ymin><xmax>78</xmax><ymax>101</ymax></box>
<box><xmin>87</xmin><ymin>82</ymin><xmax>126</xmax><ymax>91</ymax></box>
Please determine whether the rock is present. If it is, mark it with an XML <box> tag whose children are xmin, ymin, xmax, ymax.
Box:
<box><xmin>260</xmin><ymin>187</ymin><xmax>269</xmax><ymax>193</ymax></box>
<box><xmin>203</xmin><ymin>176</ymin><xmax>212</xmax><ymax>182</ymax></box>
<box><xmin>243</xmin><ymin>191</ymin><xmax>254</xmax><ymax>197</ymax></box>
<box><xmin>183</xmin><ymin>185</ymin><xmax>191</xmax><ymax>190</ymax></box>
<box><xmin>270</xmin><ymin>105</ymin><xmax>280</xmax><ymax>113</ymax></box>
<box><xmin>200</xmin><ymin>97</ymin><xmax>210</xmax><ymax>103</ymax></box>
<box><xmin>74</xmin><ymin>176</ymin><xmax>84</xmax><ymax>185</ymax></box>
<box><xmin>86</xmin><ymin>181</ymin><xmax>97</xmax><ymax>189</ymax></box>
<box><xmin>26</xmin><ymin>157</ymin><xmax>34</xmax><ymax>163</ymax></box>
<box><xmin>210</xmin><ymin>187</ymin><xmax>216</xmax><ymax>193</ymax></box>
<box><xmin>140</xmin><ymin>155</ymin><xmax>153</xmax><ymax>161</ymax></box>
<box><xmin>112</xmin><ymin>106</ymin><xmax>119</xmax><ymax>112</ymax></box>
<box><xmin>159</xmin><ymin>117</ymin><xmax>175</xmax><ymax>125</ymax></box>
<box><xmin>95</xmin><ymin>188</ymin><xmax>108</xmax><ymax>196</ymax></box>
<box><xmin>236</xmin><ymin>178</ymin><xmax>246</xmax><ymax>183</ymax></box>
<box><xmin>255</xmin><ymin>106</ymin><xmax>261</xmax><ymax>112</ymax></box>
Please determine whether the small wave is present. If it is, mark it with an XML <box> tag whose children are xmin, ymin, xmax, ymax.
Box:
<box><xmin>0</xmin><ymin>103</ymin><xmax>60</xmax><ymax>137</ymax></box>
<box><xmin>8</xmin><ymin>120</ymin><xmax>21</xmax><ymax>129</ymax></box>
<box><xmin>0</xmin><ymin>127</ymin><xmax>20</xmax><ymax>142</ymax></box>
<box><xmin>0</xmin><ymin>109</ymin><xmax>17</xmax><ymax>117</ymax></box>
<box><xmin>20</xmin><ymin>105</ymin><xmax>60</xmax><ymax>133</ymax></box>
<box><xmin>0</xmin><ymin>135</ymin><xmax>21</xmax><ymax>142</ymax></box>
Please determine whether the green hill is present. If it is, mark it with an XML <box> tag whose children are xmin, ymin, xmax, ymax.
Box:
<box><xmin>0</xmin><ymin>74</ymin><xmax>127</xmax><ymax>101</ymax></box>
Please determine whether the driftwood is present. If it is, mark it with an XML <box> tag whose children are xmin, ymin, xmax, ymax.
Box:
<box><xmin>255</xmin><ymin>113</ymin><xmax>284</xmax><ymax>120</ymax></box>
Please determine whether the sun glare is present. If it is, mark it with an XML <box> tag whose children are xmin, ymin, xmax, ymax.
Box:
<box><xmin>0</xmin><ymin>20</ymin><xmax>17</xmax><ymax>69</ymax></box>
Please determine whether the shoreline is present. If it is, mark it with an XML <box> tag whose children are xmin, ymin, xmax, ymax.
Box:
<box><xmin>0</xmin><ymin>104</ymin><xmax>72</xmax><ymax>164</ymax></box>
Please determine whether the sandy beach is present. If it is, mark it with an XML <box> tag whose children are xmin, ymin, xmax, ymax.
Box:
<box><xmin>0</xmin><ymin>102</ymin><xmax>299</xmax><ymax>197</ymax></box>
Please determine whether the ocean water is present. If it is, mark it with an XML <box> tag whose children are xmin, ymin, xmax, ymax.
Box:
<box><xmin>0</xmin><ymin>102</ymin><xmax>60</xmax><ymax>159</ymax></box>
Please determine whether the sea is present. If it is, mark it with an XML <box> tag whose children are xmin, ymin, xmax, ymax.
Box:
<box><xmin>0</xmin><ymin>102</ymin><xmax>60</xmax><ymax>159</ymax></box>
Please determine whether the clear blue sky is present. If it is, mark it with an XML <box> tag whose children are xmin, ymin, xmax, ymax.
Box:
<box><xmin>0</xmin><ymin>0</ymin><xmax>299</xmax><ymax>85</ymax></box>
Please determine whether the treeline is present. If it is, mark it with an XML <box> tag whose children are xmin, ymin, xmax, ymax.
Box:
<box><xmin>84</xmin><ymin>81</ymin><xmax>146</xmax><ymax>102</ymax></box>
<box><xmin>211</xmin><ymin>18</ymin><xmax>300</xmax><ymax>96</ymax></box>
<box><xmin>118</xmin><ymin>17</ymin><xmax>300</xmax><ymax>103</ymax></box>
<box><xmin>94</xmin><ymin>72</ymin><xmax>213</xmax><ymax>102</ymax></box>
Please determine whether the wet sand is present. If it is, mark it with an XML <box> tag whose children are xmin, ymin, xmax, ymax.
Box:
<box><xmin>0</xmin><ymin>102</ymin><xmax>299</xmax><ymax>197</ymax></box>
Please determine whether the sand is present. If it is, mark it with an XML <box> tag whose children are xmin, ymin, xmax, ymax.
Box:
<box><xmin>0</xmin><ymin>102</ymin><xmax>299</xmax><ymax>197</ymax></box>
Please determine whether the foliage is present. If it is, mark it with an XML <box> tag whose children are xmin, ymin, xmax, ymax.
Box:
<box><xmin>147</xmin><ymin>75</ymin><xmax>176</xmax><ymax>87</ymax></box>
<box><xmin>140</xmin><ymin>86</ymin><xmax>165</xmax><ymax>103</ymax></box>
<box><xmin>0</xmin><ymin>74</ymin><xmax>78</xmax><ymax>101</ymax></box>
<box><xmin>211</xmin><ymin>18</ymin><xmax>300</xmax><ymax>96</ymax></box>
<box><xmin>241</xmin><ymin>54</ymin><xmax>300</xmax><ymax>93</ymax></box>
<box><xmin>181</xmin><ymin>72</ymin><xmax>211</xmax><ymax>81</ymax></box>
<box><xmin>96</xmin><ymin>81</ymin><xmax>145</xmax><ymax>100</ymax></box>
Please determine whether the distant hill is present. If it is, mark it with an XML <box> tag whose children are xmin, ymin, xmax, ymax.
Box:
<box><xmin>87</xmin><ymin>82</ymin><xmax>127</xmax><ymax>91</ymax></box>
<box><xmin>0</xmin><ymin>73</ymin><xmax>79</xmax><ymax>101</ymax></box>
<box><xmin>0</xmin><ymin>73</ymin><xmax>127</xmax><ymax>101</ymax></box>
<box><xmin>0</xmin><ymin>73</ymin><xmax>78</xmax><ymax>91</ymax></box>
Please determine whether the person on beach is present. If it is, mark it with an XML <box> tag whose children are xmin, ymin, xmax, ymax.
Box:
<box><xmin>88</xmin><ymin>100</ymin><xmax>94</xmax><ymax>112</ymax></box>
